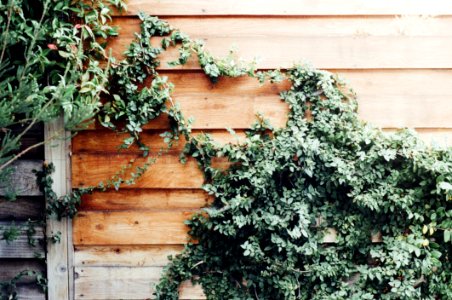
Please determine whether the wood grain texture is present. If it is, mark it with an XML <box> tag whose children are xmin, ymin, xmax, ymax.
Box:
<box><xmin>72</xmin><ymin>129</ymin><xmax>246</xmax><ymax>154</ymax></box>
<box><xmin>0</xmin><ymin>160</ymin><xmax>42</xmax><ymax>196</ymax></box>
<box><xmin>72</xmin><ymin>211</ymin><xmax>366</xmax><ymax>246</ymax></box>
<box><xmin>74</xmin><ymin>245</ymin><xmax>184</xmax><ymax>267</ymax></box>
<box><xmin>73</xmin><ymin>211</ymin><xmax>194</xmax><ymax>245</ymax></box>
<box><xmin>79</xmin><ymin>189</ymin><xmax>211</xmax><ymax>211</ymax></box>
<box><xmin>74</xmin><ymin>267</ymin><xmax>204</xmax><ymax>299</ymax></box>
<box><xmin>5</xmin><ymin>123</ymin><xmax>44</xmax><ymax>159</ymax></box>
<box><xmin>44</xmin><ymin>119</ymin><xmax>72</xmax><ymax>300</ymax></box>
<box><xmin>0</xmin><ymin>222</ymin><xmax>44</xmax><ymax>258</ymax></box>
<box><xmin>0</xmin><ymin>260</ymin><xmax>45</xmax><ymax>283</ymax></box>
<box><xmin>14</xmin><ymin>284</ymin><xmax>46</xmax><ymax>300</ymax></box>
<box><xmin>72</xmin><ymin>153</ymin><xmax>228</xmax><ymax>189</ymax></box>
<box><xmin>82</xmin><ymin>70</ymin><xmax>452</xmax><ymax>129</ymax></box>
<box><xmin>114</xmin><ymin>0</ymin><xmax>452</xmax><ymax>16</ymax></box>
<box><xmin>0</xmin><ymin>197</ymin><xmax>44</xmax><ymax>220</ymax></box>
<box><xmin>109</xmin><ymin>17</ymin><xmax>452</xmax><ymax>69</ymax></box>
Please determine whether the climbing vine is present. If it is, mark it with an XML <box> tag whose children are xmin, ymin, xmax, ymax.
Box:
<box><xmin>154</xmin><ymin>66</ymin><xmax>452</xmax><ymax>299</ymax></box>
<box><xmin>1</xmin><ymin>1</ymin><xmax>451</xmax><ymax>299</ymax></box>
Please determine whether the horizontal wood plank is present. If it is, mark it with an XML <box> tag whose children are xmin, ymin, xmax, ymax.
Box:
<box><xmin>73</xmin><ymin>211</ymin><xmax>193</xmax><ymax>245</ymax></box>
<box><xmin>116</xmin><ymin>16</ymin><xmax>452</xmax><ymax>38</ymax></box>
<box><xmin>0</xmin><ymin>260</ymin><xmax>45</xmax><ymax>283</ymax></box>
<box><xmin>72</xmin><ymin>130</ymin><xmax>246</xmax><ymax>154</ymax></box>
<box><xmin>79</xmin><ymin>189</ymin><xmax>211</xmax><ymax>211</ymax></box>
<box><xmin>0</xmin><ymin>197</ymin><xmax>45</xmax><ymax>220</ymax></box>
<box><xmin>74</xmin><ymin>245</ymin><xmax>184</xmax><ymax>267</ymax></box>
<box><xmin>109</xmin><ymin>17</ymin><xmax>452</xmax><ymax>69</ymax></box>
<box><xmin>14</xmin><ymin>284</ymin><xmax>46</xmax><ymax>300</ymax></box>
<box><xmin>0</xmin><ymin>160</ymin><xmax>42</xmax><ymax>196</ymax></box>
<box><xmin>115</xmin><ymin>0</ymin><xmax>452</xmax><ymax>16</ymax></box>
<box><xmin>0</xmin><ymin>222</ymin><xmax>44</xmax><ymax>258</ymax></box>
<box><xmin>4</xmin><ymin>123</ymin><xmax>44</xmax><ymax>159</ymax></box>
<box><xmin>72</xmin><ymin>211</ymin><xmax>380</xmax><ymax>246</ymax></box>
<box><xmin>83</xmin><ymin>70</ymin><xmax>452</xmax><ymax>129</ymax></box>
<box><xmin>71</xmin><ymin>153</ymin><xmax>229</xmax><ymax>189</ymax></box>
<box><xmin>74</xmin><ymin>266</ymin><xmax>205</xmax><ymax>299</ymax></box>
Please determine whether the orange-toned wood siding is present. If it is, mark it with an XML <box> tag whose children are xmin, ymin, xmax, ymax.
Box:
<box><xmin>72</xmin><ymin>1</ymin><xmax>452</xmax><ymax>298</ymax></box>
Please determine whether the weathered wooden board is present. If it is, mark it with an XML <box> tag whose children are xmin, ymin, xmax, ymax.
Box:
<box><xmin>0</xmin><ymin>197</ymin><xmax>44</xmax><ymax>220</ymax></box>
<box><xmin>114</xmin><ymin>0</ymin><xmax>452</xmax><ymax>16</ymax></box>
<box><xmin>5</xmin><ymin>123</ymin><xmax>44</xmax><ymax>159</ymax></box>
<box><xmin>0</xmin><ymin>160</ymin><xmax>42</xmax><ymax>197</ymax></box>
<box><xmin>79</xmin><ymin>189</ymin><xmax>211</xmax><ymax>211</ymax></box>
<box><xmin>0</xmin><ymin>222</ymin><xmax>44</xmax><ymax>258</ymax></box>
<box><xmin>15</xmin><ymin>284</ymin><xmax>46</xmax><ymax>300</ymax></box>
<box><xmin>74</xmin><ymin>266</ymin><xmax>205</xmax><ymax>299</ymax></box>
<box><xmin>109</xmin><ymin>17</ymin><xmax>452</xmax><ymax>69</ymax></box>
<box><xmin>44</xmin><ymin>118</ymin><xmax>73</xmax><ymax>300</ymax></box>
<box><xmin>74</xmin><ymin>245</ymin><xmax>184</xmax><ymax>267</ymax></box>
<box><xmin>73</xmin><ymin>211</ymin><xmax>194</xmax><ymax>245</ymax></box>
<box><xmin>72</xmin><ymin>153</ymin><xmax>229</xmax><ymax>189</ymax></box>
<box><xmin>0</xmin><ymin>260</ymin><xmax>45</xmax><ymax>283</ymax></box>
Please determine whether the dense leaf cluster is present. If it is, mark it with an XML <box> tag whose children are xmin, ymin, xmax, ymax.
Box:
<box><xmin>155</xmin><ymin>66</ymin><xmax>452</xmax><ymax>299</ymax></box>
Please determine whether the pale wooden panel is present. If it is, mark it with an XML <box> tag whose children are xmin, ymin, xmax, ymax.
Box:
<box><xmin>74</xmin><ymin>267</ymin><xmax>204</xmax><ymax>299</ymax></box>
<box><xmin>74</xmin><ymin>245</ymin><xmax>184</xmax><ymax>267</ymax></box>
<box><xmin>44</xmin><ymin>119</ymin><xmax>72</xmax><ymax>300</ymax></box>
<box><xmin>358</xmin><ymin>96</ymin><xmax>451</xmax><ymax>128</ymax></box>
<box><xmin>109</xmin><ymin>18</ymin><xmax>452</xmax><ymax>69</ymax></box>
<box><xmin>115</xmin><ymin>0</ymin><xmax>452</xmax><ymax>16</ymax></box>
<box><xmin>71</xmin><ymin>153</ymin><xmax>229</xmax><ymax>189</ymax></box>
<box><xmin>117</xmin><ymin>16</ymin><xmax>452</xmax><ymax>37</ymax></box>
<box><xmin>0</xmin><ymin>160</ymin><xmax>42</xmax><ymax>196</ymax></box>
<box><xmin>0</xmin><ymin>197</ymin><xmax>44</xmax><ymax>220</ymax></box>
<box><xmin>73</xmin><ymin>211</ymin><xmax>193</xmax><ymax>245</ymax></box>
<box><xmin>0</xmin><ymin>222</ymin><xmax>44</xmax><ymax>258</ymax></box>
<box><xmin>79</xmin><ymin>189</ymin><xmax>211</xmax><ymax>211</ymax></box>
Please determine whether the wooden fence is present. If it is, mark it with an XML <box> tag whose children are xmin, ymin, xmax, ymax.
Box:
<box><xmin>0</xmin><ymin>125</ymin><xmax>46</xmax><ymax>299</ymax></box>
<box><xmin>71</xmin><ymin>1</ymin><xmax>452</xmax><ymax>299</ymax></box>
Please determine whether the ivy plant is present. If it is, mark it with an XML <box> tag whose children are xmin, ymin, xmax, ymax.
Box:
<box><xmin>154</xmin><ymin>66</ymin><xmax>452</xmax><ymax>299</ymax></box>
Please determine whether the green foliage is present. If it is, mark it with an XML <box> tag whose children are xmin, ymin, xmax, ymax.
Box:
<box><xmin>1</xmin><ymin>221</ymin><xmax>19</xmax><ymax>244</ymax></box>
<box><xmin>0</xmin><ymin>0</ymin><xmax>123</xmax><ymax>173</ymax></box>
<box><xmin>155</xmin><ymin>66</ymin><xmax>452</xmax><ymax>299</ymax></box>
<box><xmin>0</xmin><ymin>270</ymin><xmax>47</xmax><ymax>300</ymax></box>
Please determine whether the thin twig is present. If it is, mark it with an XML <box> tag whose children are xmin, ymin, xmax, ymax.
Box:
<box><xmin>0</xmin><ymin>128</ymin><xmax>64</xmax><ymax>172</ymax></box>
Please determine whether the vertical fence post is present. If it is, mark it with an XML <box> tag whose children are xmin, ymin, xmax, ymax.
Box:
<box><xmin>44</xmin><ymin>118</ymin><xmax>73</xmax><ymax>300</ymax></box>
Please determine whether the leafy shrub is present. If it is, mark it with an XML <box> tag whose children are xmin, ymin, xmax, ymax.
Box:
<box><xmin>155</xmin><ymin>66</ymin><xmax>452</xmax><ymax>299</ymax></box>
